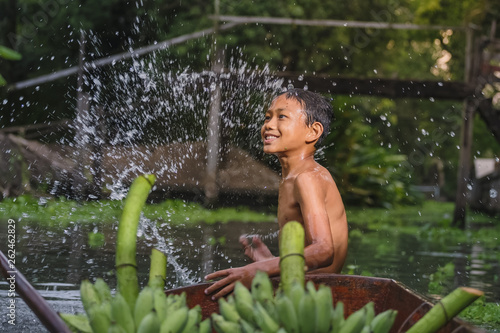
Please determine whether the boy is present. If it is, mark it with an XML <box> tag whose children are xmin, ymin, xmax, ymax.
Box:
<box><xmin>204</xmin><ymin>88</ymin><xmax>348</xmax><ymax>300</ymax></box>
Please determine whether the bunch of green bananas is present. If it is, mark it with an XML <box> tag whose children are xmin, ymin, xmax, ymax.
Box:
<box><xmin>212</xmin><ymin>271</ymin><xmax>398</xmax><ymax>333</ymax></box>
<box><xmin>60</xmin><ymin>278</ymin><xmax>210</xmax><ymax>333</ymax></box>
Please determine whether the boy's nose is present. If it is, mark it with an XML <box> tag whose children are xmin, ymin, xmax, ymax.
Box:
<box><xmin>263</xmin><ymin>117</ymin><xmax>277</xmax><ymax>129</ymax></box>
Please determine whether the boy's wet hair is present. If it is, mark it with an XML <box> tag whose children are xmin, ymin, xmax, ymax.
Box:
<box><xmin>278</xmin><ymin>88</ymin><xmax>333</xmax><ymax>146</ymax></box>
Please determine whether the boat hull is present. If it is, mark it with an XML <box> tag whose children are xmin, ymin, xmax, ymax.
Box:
<box><xmin>166</xmin><ymin>274</ymin><xmax>485</xmax><ymax>333</ymax></box>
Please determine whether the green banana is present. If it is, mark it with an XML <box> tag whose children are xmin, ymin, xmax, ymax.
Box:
<box><xmin>289</xmin><ymin>281</ymin><xmax>305</xmax><ymax>315</ymax></box>
<box><xmin>262</xmin><ymin>298</ymin><xmax>280</xmax><ymax>323</ymax></box>
<box><xmin>234</xmin><ymin>282</ymin><xmax>256</xmax><ymax>325</ymax></box>
<box><xmin>167</xmin><ymin>292</ymin><xmax>187</xmax><ymax>312</ymax></box>
<box><xmin>254</xmin><ymin>301</ymin><xmax>281</xmax><ymax>333</ymax></box>
<box><xmin>153</xmin><ymin>287</ymin><xmax>168</xmax><ymax>324</ymax></box>
<box><xmin>80</xmin><ymin>279</ymin><xmax>102</xmax><ymax>314</ymax></box>
<box><xmin>160</xmin><ymin>307</ymin><xmax>189</xmax><ymax>333</ymax></box>
<box><xmin>364</xmin><ymin>302</ymin><xmax>375</xmax><ymax>326</ymax></box>
<box><xmin>360</xmin><ymin>325</ymin><xmax>370</xmax><ymax>333</ymax></box>
<box><xmin>298</xmin><ymin>292</ymin><xmax>316</xmax><ymax>333</ymax></box>
<box><xmin>370</xmin><ymin>309</ymin><xmax>397</xmax><ymax>333</ymax></box>
<box><xmin>199</xmin><ymin>318</ymin><xmax>212</xmax><ymax>333</ymax></box>
<box><xmin>180</xmin><ymin>305</ymin><xmax>202</xmax><ymax>333</ymax></box>
<box><xmin>107</xmin><ymin>322</ymin><xmax>127</xmax><ymax>333</ymax></box>
<box><xmin>219</xmin><ymin>297</ymin><xmax>242</xmax><ymax>323</ymax></box>
<box><xmin>136</xmin><ymin>311</ymin><xmax>161</xmax><ymax>333</ymax></box>
<box><xmin>94</xmin><ymin>278</ymin><xmax>113</xmax><ymax>304</ymax></box>
<box><xmin>110</xmin><ymin>292</ymin><xmax>135</xmax><ymax>333</ymax></box>
<box><xmin>306</xmin><ymin>280</ymin><xmax>317</xmax><ymax>298</ymax></box>
<box><xmin>275</xmin><ymin>294</ymin><xmax>299</xmax><ymax>333</ymax></box>
<box><xmin>234</xmin><ymin>282</ymin><xmax>253</xmax><ymax>305</ymax></box>
<box><xmin>88</xmin><ymin>303</ymin><xmax>111</xmax><ymax>333</ymax></box>
<box><xmin>212</xmin><ymin>313</ymin><xmax>242</xmax><ymax>333</ymax></box>
<box><xmin>134</xmin><ymin>286</ymin><xmax>155</xmax><ymax>326</ymax></box>
<box><xmin>59</xmin><ymin>313</ymin><xmax>92</xmax><ymax>333</ymax></box>
<box><xmin>314</xmin><ymin>285</ymin><xmax>334</xmax><ymax>333</ymax></box>
<box><xmin>251</xmin><ymin>271</ymin><xmax>274</xmax><ymax>304</ymax></box>
<box><xmin>338</xmin><ymin>306</ymin><xmax>367</xmax><ymax>333</ymax></box>
<box><xmin>331</xmin><ymin>301</ymin><xmax>345</xmax><ymax>333</ymax></box>
<box><xmin>239</xmin><ymin>319</ymin><xmax>257</xmax><ymax>333</ymax></box>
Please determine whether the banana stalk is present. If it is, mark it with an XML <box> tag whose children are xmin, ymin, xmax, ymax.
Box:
<box><xmin>116</xmin><ymin>174</ymin><xmax>156</xmax><ymax>310</ymax></box>
<box><xmin>279</xmin><ymin>221</ymin><xmax>305</xmax><ymax>295</ymax></box>
<box><xmin>406</xmin><ymin>287</ymin><xmax>483</xmax><ymax>333</ymax></box>
<box><xmin>148</xmin><ymin>248</ymin><xmax>167</xmax><ymax>289</ymax></box>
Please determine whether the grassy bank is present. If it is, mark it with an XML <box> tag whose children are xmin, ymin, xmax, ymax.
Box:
<box><xmin>0</xmin><ymin>195</ymin><xmax>276</xmax><ymax>227</ymax></box>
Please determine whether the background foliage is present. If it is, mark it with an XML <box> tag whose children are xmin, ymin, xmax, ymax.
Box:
<box><xmin>1</xmin><ymin>0</ymin><xmax>500</xmax><ymax>206</ymax></box>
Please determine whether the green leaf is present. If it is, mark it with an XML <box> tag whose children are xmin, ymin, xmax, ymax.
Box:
<box><xmin>0</xmin><ymin>74</ymin><xmax>6</xmax><ymax>87</ymax></box>
<box><xmin>0</xmin><ymin>46</ymin><xmax>22</xmax><ymax>61</ymax></box>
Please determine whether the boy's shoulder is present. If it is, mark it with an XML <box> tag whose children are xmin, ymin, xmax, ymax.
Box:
<box><xmin>294</xmin><ymin>163</ymin><xmax>335</xmax><ymax>187</ymax></box>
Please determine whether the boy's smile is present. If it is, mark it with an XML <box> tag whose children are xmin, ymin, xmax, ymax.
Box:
<box><xmin>261</xmin><ymin>94</ymin><xmax>311</xmax><ymax>155</ymax></box>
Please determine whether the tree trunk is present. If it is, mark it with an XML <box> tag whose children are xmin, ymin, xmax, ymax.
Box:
<box><xmin>452</xmin><ymin>99</ymin><xmax>476</xmax><ymax>228</ymax></box>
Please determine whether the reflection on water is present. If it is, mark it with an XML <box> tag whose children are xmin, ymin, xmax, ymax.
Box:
<box><xmin>0</xmin><ymin>218</ymin><xmax>498</xmax><ymax>331</ymax></box>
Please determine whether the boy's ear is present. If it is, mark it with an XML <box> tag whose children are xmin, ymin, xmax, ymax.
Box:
<box><xmin>306</xmin><ymin>122</ymin><xmax>323</xmax><ymax>144</ymax></box>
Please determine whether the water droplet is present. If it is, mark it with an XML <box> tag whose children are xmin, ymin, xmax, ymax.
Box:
<box><xmin>490</xmin><ymin>189</ymin><xmax>498</xmax><ymax>198</ymax></box>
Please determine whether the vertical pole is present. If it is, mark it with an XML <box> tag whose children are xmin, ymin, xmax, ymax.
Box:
<box><xmin>204</xmin><ymin>0</ymin><xmax>222</xmax><ymax>204</ymax></box>
<box><xmin>464</xmin><ymin>26</ymin><xmax>473</xmax><ymax>84</ymax></box>
<box><xmin>76</xmin><ymin>29</ymin><xmax>88</xmax><ymax>138</ymax></box>
<box><xmin>452</xmin><ymin>98</ymin><xmax>475</xmax><ymax>228</ymax></box>
<box><xmin>72</xmin><ymin>29</ymin><xmax>90</xmax><ymax>199</ymax></box>
<box><xmin>91</xmin><ymin>106</ymin><xmax>104</xmax><ymax>199</ymax></box>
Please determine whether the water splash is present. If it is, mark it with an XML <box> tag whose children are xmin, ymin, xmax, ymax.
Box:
<box><xmin>139</xmin><ymin>215</ymin><xmax>199</xmax><ymax>286</ymax></box>
<box><xmin>67</xmin><ymin>35</ymin><xmax>283</xmax><ymax>200</ymax></box>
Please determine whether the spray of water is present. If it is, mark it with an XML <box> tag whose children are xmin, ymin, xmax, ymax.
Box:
<box><xmin>64</xmin><ymin>32</ymin><xmax>284</xmax><ymax>283</ymax></box>
<box><xmin>67</xmin><ymin>32</ymin><xmax>284</xmax><ymax>201</ymax></box>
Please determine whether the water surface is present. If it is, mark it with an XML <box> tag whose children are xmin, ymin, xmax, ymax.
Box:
<box><xmin>0</xmin><ymin>218</ymin><xmax>498</xmax><ymax>332</ymax></box>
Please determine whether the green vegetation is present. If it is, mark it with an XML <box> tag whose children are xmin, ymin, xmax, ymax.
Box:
<box><xmin>346</xmin><ymin>201</ymin><xmax>500</xmax><ymax>332</ymax></box>
<box><xmin>424</xmin><ymin>263</ymin><xmax>500</xmax><ymax>331</ymax></box>
<box><xmin>2</xmin><ymin>0</ymin><xmax>500</xmax><ymax>208</ymax></box>
<box><xmin>0</xmin><ymin>195</ymin><xmax>275</xmax><ymax>227</ymax></box>
<box><xmin>428</xmin><ymin>262</ymin><xmax>456</xmax><ymax>295</ymax></box>
<box><xmin>460</xmin><ymin>297</ymin><xmax>500</xmax><ymax>328</ymax></box>
<box><xmin>0</xmin><ymin>45</ymin><xmax>21</xmax><ymax>86</ymax></box>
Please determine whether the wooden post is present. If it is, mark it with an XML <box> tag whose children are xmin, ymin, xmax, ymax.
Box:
<box><xmin>204</xmin><ymin>0</ymin><xmax>223</xmax><ymax>204</ymax></box>
<box><xmin>75</xmin><ymin>29</ymin><xmax>88</xmax><ymax>143</ymax></box>
<box><xmin>72</xmin><ymin>30</ymin><xmax>90</xmax><ymax>198</ymax></box>
<box><xmin>452</xmin><ymin>98</ymin><xmax>476</xmax><ymax>228</ymax></box>
<box><xmin>91</xmin><ymin>106</ymin><xmax>104</xmax><ymax>199</ymax></box>
<box><xmin>464</xmin><ymin>26</ymin><xmax>474</xmax><ymax>84</ymax></box>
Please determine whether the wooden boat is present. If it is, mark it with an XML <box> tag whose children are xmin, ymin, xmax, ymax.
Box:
<box><xmin>0</xmin><ymin>248</ymin><xmax>486</xmax><ymax>333</ymax></box>
<box><xmin>166</xmin><ymin>273</ymin><xmax>486</xmax><ymax>333</ymax></box>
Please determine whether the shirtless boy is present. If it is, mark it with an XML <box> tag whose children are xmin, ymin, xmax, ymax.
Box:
<box><xmin>204</xmin><ymin>88</ymin><xmax>348</xmax><ymax>300</ymax></box>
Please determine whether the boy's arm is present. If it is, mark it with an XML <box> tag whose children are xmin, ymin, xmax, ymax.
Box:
<box><xmin>204</xmin><ymin>257</ymin><xmax>280</xmax><ymax>300</ymax></box>
<box><xmin>294</xmin><ymin>172</ymin><xmax>335</xmax><ymax>270</ymax></box>
<box><xmin>204</xmin><ymin>172</ymin><xmax>337</xmax><ymax>299</ymax></box>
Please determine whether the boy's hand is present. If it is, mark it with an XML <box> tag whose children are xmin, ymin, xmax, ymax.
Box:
<box><xmin>240</xmin><ymin>235</ymin><xmax>274</xmax><ymax>262</ymax></box>
<box><xmin>204</xmin><ymin>265</ymin><xmax>257</xmax><ymax>300</ymax></box>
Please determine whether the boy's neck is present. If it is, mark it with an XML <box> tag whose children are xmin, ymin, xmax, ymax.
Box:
<box><xmin>278</xmin><ymin>150</ymin><xmax>316</xmax><ymax>179</ymax></box>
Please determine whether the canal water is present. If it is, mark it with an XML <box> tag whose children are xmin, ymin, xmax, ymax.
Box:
<box><xmin>0</xmin><ymin>217</ymin><xmax>498</xmax><ymax>332</ymax></box>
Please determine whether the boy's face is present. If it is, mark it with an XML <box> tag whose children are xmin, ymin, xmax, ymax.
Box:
<box><xmin>261</xmin><ymin>94</ymin><xmax>311</xmax><ymax>155</ymax></box>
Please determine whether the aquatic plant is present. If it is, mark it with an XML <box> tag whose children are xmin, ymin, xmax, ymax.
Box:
<box><xmin>460</xmin><ymin>296</ymin><xmax>500</xmax><ymax>328</ymax></box>
<box><xmin>0</xmin><ymin>195</ymin><xmax>275</xmax><ymax>227</ymax></box>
